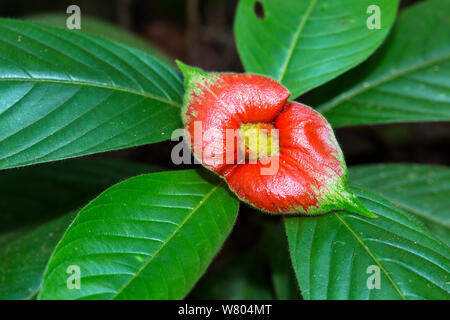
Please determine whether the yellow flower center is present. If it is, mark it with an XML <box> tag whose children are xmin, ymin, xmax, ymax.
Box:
<box><xmin>238</xmin><ymin>123</ymin><xmax>279</xmax><ymax>160</ymax></box>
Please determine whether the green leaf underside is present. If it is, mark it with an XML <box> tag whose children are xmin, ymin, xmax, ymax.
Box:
<box><xmin>0</xmin><ymin>213</ymin><xmax>75</xmax><ymax>300</ymax></box>
<box><xmin>234</xmin><ymin>0</ymin><xmax>399</xmax><ymax>99</ymax></box>
<box><xmin>38</xmin><ymin>170</ymin><xmax>239</xmax><ymax>300</ymax></box>
<box><xmin>0</xmin><ymin>159</ymin><xmax>162</xmax><ymax>235</ymax></box>
<box><xmin>25</xmin><ymin>13</ymin><xmax>173</xmax><ymax>65</ymax></box>
<box><xmin>349</xmin><ymin>164</ymin><xmax>450</xmax><ymax>246</ymax></box>
<box><xmin>0</xmin><ymin>19</ymin><xmax>183</xmax><ymax>171</ymax></box>
<box><xmin>315</xmin><ymin>0</ymin><xmax>450</xmax><ymax>127</ymax></box>
<box><xmin>285</xmin><ymin>184</ymin><xmax>450</xmax><ymax>300</ymax></box>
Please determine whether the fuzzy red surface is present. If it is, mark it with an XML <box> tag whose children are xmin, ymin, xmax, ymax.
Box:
<box><xmin>184</xmin><ymin>73</ymin><xmax>345</xmax><ymax>213</ymax></box>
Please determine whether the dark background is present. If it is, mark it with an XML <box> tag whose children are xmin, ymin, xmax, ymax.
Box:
<box><xmin>1</xmin><ymin>0</ymin><xmax>448</xmax><ymax>299</ymax></box>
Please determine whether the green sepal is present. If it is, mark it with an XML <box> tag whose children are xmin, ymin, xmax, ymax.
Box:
<box><xmin>176</xmin><ymin>60</ymin><xmax>210</xmax><ymax>92</ymax></box>
<box><xmin>326</xmin><ymin>170</ymin><xmax>377</xmax><ymax>219</ymax></box>
<box><xmin>339</xmin><ymin>188</ymin><xmax>378</xmax><ymax>218</ymax></box>
<box><xmin>176</xmin><ymin>60</ymin><xmax>216</xmax><ymax>124</ymax></box>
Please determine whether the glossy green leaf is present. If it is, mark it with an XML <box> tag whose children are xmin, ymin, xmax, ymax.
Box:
<box><xmin>38</xmin><ymin>170</ymin><xmax>239</xmax><ymax>300</ymax></box>
<box><xmin>285</xmin><ymin>184</ymin><xmax>450</xmax><ymax>300</ymax></box>
<box><xmin>25</xmin><ymin>13</ymin><xmax>173</xmax><ymax>65</ymax></box>
<box><xmin>0</xmin><ymin>213</ymin><xmax>75</xmax><ymax>300</ymax></box>
<box><xmin>0</xmin><ymin>159</ymin><xmax>161</xmax><ymax>299</ymax></box>
<box><xmin>234</xmin><ymin>0</ymin><xmax>399</xmax><ymax>99</ymax></box>
<box><xmin>0</xmin><ymin>159</ymin><xmax>161</xmax><ymax>234</ymax></box>
<box><xmin>191</xmin><ymin>250</ymin><xmax>274</xmax><ymax>300</ymax></box>
<box><xmin>0</xmin><ymin>19</ymin><xmax>183</xmax><ymax>170</ymax></box>
<box><xmin>315</xmin><ymin>0</ymin><xmax>450</xmax><ymax>127</ymax></box>
<box><xmin>350</xmin><ymin>164</ymin><xmax>450</xmax><ymax>246</ymax></box>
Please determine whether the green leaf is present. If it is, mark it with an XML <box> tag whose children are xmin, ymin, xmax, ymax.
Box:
<box><xmin>0</xmin><ymin>18</ymin><xmax>183</xmax><ymax>170</ymax></box>
<box><xmin>25</xmin><ymin>13</ymin><xmax>174</xmax><ymax>65</ymax></box>
<box><xmin>0</xmin><ymin>159</ymin><xmax>161</xmax><ymax>299</ymax></box>
<box><xmin>0</xmin><ymin>159</ymin><xmax>161</xmax><ymax>234</ymax></box>
<box><xmin>285</xmin><ymin>184</ymin><xmax>450</xmax><ymax>300</ymax></box>
<box><xmin>349</xmin><ymin>164</ymin><xmax>450</xmax><ymax>246</ymax></box>
<box><xmin>315</xmin><ymin>0</ymin><xmax>450</xmax><ymax>127</ymax></box>
<box><xmin>0</xmin><ymin>213</ymin><xmax>75</xmax><ymax>300</ymax></box>
<box><xmin>265</xmin><ymin>222</ymin><xmax>301</xmax><ymax>300</ymax></box>
<box><xmin>234</xmin><ymin>0</ymin><xmax>399</xmax><ymax>99</ymax></box>
<box><xmin>38</xmin><ymin>170</ymin><xmax>239</xmax><ymax>300</ymax></box>
<box><xmin>191</xmin><ymin>250</ymin><xmax>274</xmax><ymax>300</ymax></box>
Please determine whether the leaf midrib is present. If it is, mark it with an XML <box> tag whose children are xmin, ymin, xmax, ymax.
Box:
<box><xmin>110</xmin><ymin>181</ymin><xmax>223</xmax><ymax>300</ymax></box>
<box><xmin>317</xmin><ymin>53</ymin><xmax>450</xmax><ymax>113</ymax></box>
<box><xmin>277</xmin><ymin>0</ymin><xmax>318</xmax><ymax>83</ymax></box>
<box><xmin>333</xmin><ymin>212</ymin><xmax>407</xmax><ymax>300</ymax></box>
<box><xmin>0</xmin><ymin>78</ymin><xmax>181</xmax><ymax>108</ymax></box>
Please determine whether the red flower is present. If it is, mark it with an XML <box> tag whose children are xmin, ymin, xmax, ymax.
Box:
<box><xmin>177</xmin><ymin>62</ymin><xmax>374</xmax><ymax>217</ymax></box>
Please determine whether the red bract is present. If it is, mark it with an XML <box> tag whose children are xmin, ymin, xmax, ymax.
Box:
<box><xmin>177</xmin><ymin>61</ymin><xmax>375</xmax><ymax>217</ymax></box>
